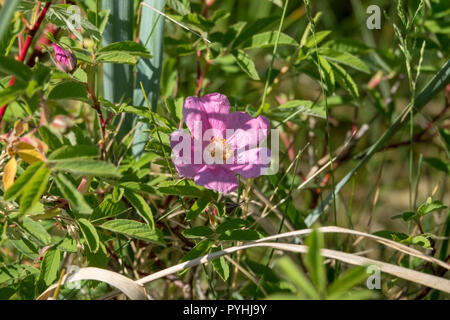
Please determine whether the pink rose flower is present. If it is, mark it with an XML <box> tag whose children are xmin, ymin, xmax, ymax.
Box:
<box><xmin>170</xmin><ymin>93</ymin><xmax>271</xmax><ymax>194</ymax></box>
<box><xmin>51</xmin><ymin>43</ymin><xmax>77</xmax><ymax>73</ymax></box>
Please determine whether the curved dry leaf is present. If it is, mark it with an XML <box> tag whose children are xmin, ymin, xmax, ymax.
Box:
<box><xmin>254</xmin><ymin>226</ymin><xmax>450</xmax><ymax>271</ymax></box>
<box><xmin>39</xmin><ymin>227</ymin><xmax>450</xmax><ymax>300</ymax></box>
<box><xmin>37</xmin><ymin>267</ymin><xmax>147</xmax><ymax>300</ymax></box>
<box><xmin>135</xmin><ymin>242</ymin><xmax>450</xmax><ymax>294</ymax></box>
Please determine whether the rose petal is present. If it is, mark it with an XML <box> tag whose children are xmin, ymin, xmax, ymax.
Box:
<box><xmin>201</xmin><ymin>93</ymin><xmax>230</xmax><ymax>137</ymax></box>
<box><xmin>226</xmin><ymin>112</ymin><xmax>270</xmax><ymax>150</ymax></box>
<box><xmin>194</xmin><ymin>166</ymin><xmax>238</xmax><ymax>194</ymax></box>
<box><xmin>183</xmin><ymin>96</ymin><xmax>211</xmax><ymax>140</ymax></box>
<box><xmin>170</xmin><ymin>130</ymin><xmax>204</xmax><ymax>178</ymax></box>
<box><xmin>228</xmin><ymin>147</ymin><xmax>271</xmax><ymax>178</ymax></box>
<box><xmin>52</xmin><ymin>43</ymin><xmax>76</xmax><ymax>73</ymax></box>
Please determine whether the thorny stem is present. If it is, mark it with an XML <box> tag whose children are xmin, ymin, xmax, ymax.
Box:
<box><xmin>0</xmin><ymin>1</ymin><xmax>52</xmax><ymax>125</ymax></box>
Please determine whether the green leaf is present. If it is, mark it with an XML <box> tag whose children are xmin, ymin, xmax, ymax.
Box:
<box><xmin>327</xmin><ymin>266</ymin><xmax>369</xmax><ymax>299</ymax></box>
<box><xmin>233</xmin><ymin>16</ymin><xmax>279</xmax><ymax>48</ymax></box>
<box><xmin>4</xmin><ymin>161</ymin><xmax>44</xmax><ymax>201</ymax></box>
<box><xmin>47</xmin><ymin>5</ymin><xmax>101</xmax><ymax>41</ymax></box>
<box><xmin>329</xmin><ymin>60</ymin><xmax>360</xmax><ymax>99</ymax></box>
<box><xmin>182</xmin><ymin>13</ymin><xmax>213</xmax><ymax>31</ymax></box>
<box><xmin>165</xmin><ymin>97</ymin><xmax>184</xmax><ymax>124</ymax></box>
<box><xmin>211</xmin><ymin>9</ymin><xmax>229</xmax><ymax>24</ymax></box>
<box><xmin>18</xmin><ymin>273</ymin><xmax>37</xmax><ymax>299</ymax></box>
<box><xmin>271</xmin><ymin>100</ymin><xmax>326</xmax><ymax>119</ymax></box>
<box><xmin>222</xmin><ymin>21</ymin><xmax>246</xmax><ymax>47</ymax></box>
<box><xmin>319</xmin><ymin>48</ymin><xmax>370</xmax><ymax>74</ymax></box>
<box><xmin>101</xmin><ymin>219</ymin><xmax>162</xmax><ymax>243</ymax></box>
<box><xmin>0</xmin><ymin>264</ymin><xmax>39</xmax><ymax>285</ymax></box>
<box><xmin>0</xmin><ymin>55</ymin><xmax>31</xmax><ymax>81</ymax></box>
<box><xmin>218</xmin><ymin>229</ymin><xmax>261</xmax><ymax>241</ymax></box>
<box><xmin>167</xmin><ymin>0</ymin><xmax>191</xmax><ymax>15</ymax></box>
<box><xmin>72</xmin><ymin>67</ymin><xmax>87</xmax><ymax>82</ymax></box>
<box><xmin>112</xmin><ymin>186</ymin><xmax>124</xmax><ymax>202</ymax></box>
<box><xmin>48</xmin><ymin>80</ymin><xmax>88</xmax><ymax>102</ymax></box>
<box><xmin>423</xmin><ymin>157</ymin><xmax>450</xmax><ymax>174</ymax></box>
<box><xmin>38</xmin><ymin>126</ymin><xmax>63</xmax><ymax>150</ymax></box>
<box><xmin>123</xmin><ymin>189</ymin><xmax>155</xmax><ymax>229</ymax></box>
<box><xmin>245</xmin><ymin>260</ymin><xmax>280</xmax><ymax>283</ymax></box>
<box><xmin>90</xmin><ymin>198</ymin><xmax>129</xmax><ymax>222</ymax></box>
<box><xmin>180</xmin><ymin>239</ymin><xmax>214</xmax><ymax>262</ymax></box>
<box><xmin>231</xmin><ymin>50</ymin><xmax>260</xmax><ymax>80</ymax></box>
<box><xmin>323</xmin><ymin>39</ymin><xmax>372</xmax><ymax>54</ymax></box>
<box><xmin>19</xmin><ymin>164</ymin><xmax>51</xmax><ymax>216</ymax></box>
<box><xmin>157</xmin><ymin>180</ymin><xmax>215</xmax><ymax>198</ymax></box>
<box><xmin>120</xmin><ymin>181</ymin><xmax>156</xmax><ymax>195</ymax></box>
<box><xmin>20</xmin><ymin>216</ymin><xmax>52</xmax><ymax>246</ymax></box>
<box><xmin>417</xmin><ymin>198</ymin><xmax>447</xmax><ymax>216</ymax></box>
<box><xmin>0</xmin><ymin>81</ymin><xmax>26</xmax><ymax>106</ymax></box>
<box><xmin>216</xmin><ymin>219</ymin><xmax>248</xmax><ymax>234</ymax></box>
<box><xmin>182</xmin><ymin>226</ymin><xmax>214</xmax><ymax>238</ymax></box>
<box><xmin>318</xmin><ymin>55</ymin><xmax>335</xmax><ymax>93</ymax></box>
<box><xmin>49</xmin><ymin>160</ymin><xmax>121</xmax><ymax>177</ymax></box>
<box><xmin>211</xmin><ymin>245</ymin><xmax>229</xmax><ymax>281</ymax></box>
<box><xmin>275</xmin><ymin>257</ymin><xmax>319</xmax><ymax>299</ymax></box>
<box><xmin>96</xmin><ymin>52</ymin><xmax>137</xmax><ymax>64</ymax></box>
<box><xmin>0</xmin><ymin>286</ymin><xmax>17</xmax><ymax>300</ymax></box>
<box><xmin>185</xmin><ymin>198</ymin><xmax>210</xmax><ymax>221</ymax></box>
<box><xmin>37</xmin><ymin>248</ymin><xmax>61</xmax><ymax>293</ymax></box>
<box><xmin>305</xmin><ymin>229</ymin><xmax>326</xmax><ymax>294</ymax></box>
<box><xmin>86</xmin><ymin>242</ymin><xmax>108</xmax><ymax>268</ymax></box>
<box><xmin>9</xmin><ymin>237</ymin><xmax>39</xmax><ymax>259</ymax></box>
<box><xmin>57</xmin><ymin>237</ymin><xmax>78</xmax><ymax>253</ymax></box>
<box><xmin>409</xmin><ymin>235</ymin><xmax>431</xmax><ymax>249</ymax></box>
<box><xmin>135</xmin><ymin>152</ymin><xmax>160</xmax><ymax>170</ymax></box>
<box><xmin>242</xmin><ymin>31</ymin><xmax>297</xmax><ymax>49</ymax></box>
<box><xmin>99</xmin><ymin>41</ymin><xmax>152</xmax><ymax>58</ymax></box>
<box><xmin>54</xmin><ymin>174</ymin><xmax>92</xmax><ymax>215</ymax></box>
<box><xmin>78</xmin><ymin>218</ymin><xmax>100</xmax><ymax>253</ymax></box>
<box><xmin>304</xmin><ymin>30</ymin><xmax>332</xmax><ymax>48</ymax></box>
<box><xmin>48</xmin><ymin>145</ymin><xmax>99</xmax><ymax>161</ymax></box>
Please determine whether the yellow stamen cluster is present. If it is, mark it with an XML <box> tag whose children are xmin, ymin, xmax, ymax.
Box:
<box><xmin>206</xmin><ymin>137</ymin><xmax>233</xmax><ymax>162</ymax></box>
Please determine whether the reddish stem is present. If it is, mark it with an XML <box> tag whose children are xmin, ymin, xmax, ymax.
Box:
<box><xmin>0</xmin><ymin>1</ymin><xmax>52</xmax><ymax>124</ymax></box>
<box><xmin>27</xmin><ymin>24</ymin><xmax>60</xmax><ymax>67</ymax></box>
<box><xmin>18</xmin><ymin>34</ymin><xmax>23</xmax><ymax>53</ymax></box>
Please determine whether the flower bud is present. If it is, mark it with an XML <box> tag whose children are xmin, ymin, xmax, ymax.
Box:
<box><xmin>51</xmin><ymin>43</ymin><xmax>77</xmax><ymax>73</ymax></box>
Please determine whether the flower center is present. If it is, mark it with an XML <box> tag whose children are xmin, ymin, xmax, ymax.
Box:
<box><xmin>206</xmin><ymin>137</ymin><xmax>233</xmax><ymax>163</ymax></box>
